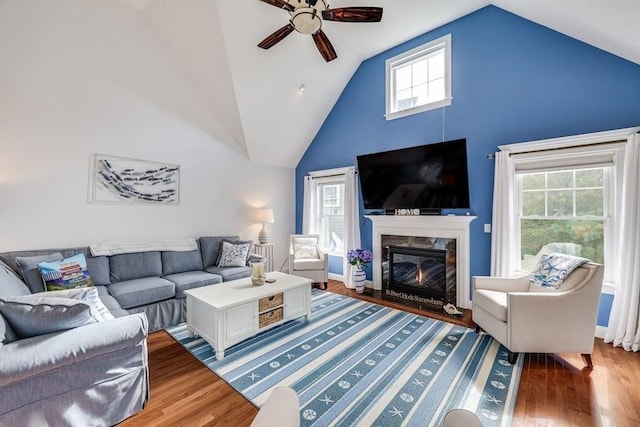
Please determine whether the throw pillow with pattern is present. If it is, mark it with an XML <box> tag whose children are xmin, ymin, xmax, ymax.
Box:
<box><xmin>217</xmin><ymin>241</ymin><xmax>251</xmax><ymax>267</ymax></box>
<box><xmin>529</xmin><ymin>253</ymin><xmax>589</xmax><ymax>289</ymax></box>
<box><xmin>38</xmin><ymin>253</ymin><xmax>94</xmax><ymax>291</ymax></box>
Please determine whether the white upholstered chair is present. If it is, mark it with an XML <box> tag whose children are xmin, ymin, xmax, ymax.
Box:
<box><xmin>250</xmin><ymin>386</ymin><xmax>299</xmax><ymax>427</ymax></box>
<box><xmin>472</xmin><ymin>262</ymin><xmax>604</xmax><ymax>367</ymax></box>
<box><xmin>288</xmin><ymin>234</ymin><xmax>328</xmax><ymax>289</ymax></box>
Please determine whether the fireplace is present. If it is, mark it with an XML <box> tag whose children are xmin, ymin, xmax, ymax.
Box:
<box><xmin>365</xmin><ymin>215</ymin><xmax>476</xmax><ymax>309</ymax></box>
<box><xmin>388</xmin><ymin>246</ymin><xmax>446</xmax><ymax>300</ymax></box>
<box><xmin>381</xmin><ymin>235</ymin><xmax>457</xmax><ymax>311</ymax></box>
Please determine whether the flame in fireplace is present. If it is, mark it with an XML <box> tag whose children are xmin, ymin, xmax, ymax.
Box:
<box><xmin>416</xmin><ymin>264</ymin><xmax>423</xmax><ymax>285</ymax></box>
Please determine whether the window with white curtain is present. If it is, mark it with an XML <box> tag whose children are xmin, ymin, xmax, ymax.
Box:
<box><xmin>318</xmin><ymin>178</ymin><xmax>345</xmax><ymax>254</ymax></box>
<box><xmin>506</xmin><ymin>138</ymin><xmax>624</xmax><ymax>287</ymax></box>
<box><xmin>307</xmin><ymin>173</ymin><xmax>345</xmax><ymax>255</ymax></box>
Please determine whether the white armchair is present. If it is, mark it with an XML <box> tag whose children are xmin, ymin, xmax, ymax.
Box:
<box><xmin>472</xmin><ymin>262</ymin><xmax>604</xmax><ymax>367</ymax></box>
<box><xmin>289</xmin><ymin>234</ymin><xmax>328</xmax><ymax>289</ymax></box>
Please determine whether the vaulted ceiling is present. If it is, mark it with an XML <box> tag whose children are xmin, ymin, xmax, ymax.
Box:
<box><xmin>114</xmin><ymin>0</ymin><xmax>640</xmax><ymax>168</ymax></box>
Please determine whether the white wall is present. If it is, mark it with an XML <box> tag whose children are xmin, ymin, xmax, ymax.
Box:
<box><xmin>0</xmin><ymin>0</ymin><xmax>294</xmax><ymax>269</ymax></box>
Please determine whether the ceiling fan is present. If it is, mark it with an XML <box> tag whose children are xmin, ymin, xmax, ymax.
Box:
<box><xmin>257</xmin><ymin>0</ymin><xmax>383</xmax><ymax>62</ymax></box>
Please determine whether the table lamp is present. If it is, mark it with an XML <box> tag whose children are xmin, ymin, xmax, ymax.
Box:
<box><xmin>254</xmin><ymin>207</ymin><xmax>275</xmax><ymax>244</ymax></box>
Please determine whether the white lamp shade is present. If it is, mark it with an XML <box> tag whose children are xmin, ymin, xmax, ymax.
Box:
<box><xmin>254</xmin><ymin>208</ymin><xmax>275</xmax><ymax>224</ymax></box>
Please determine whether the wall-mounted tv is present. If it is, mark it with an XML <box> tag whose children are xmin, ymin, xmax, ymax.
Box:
<box><xmin>356</xmin><ymin>139</ymin><xmax>470</xmax><ymax>211</ymax></box>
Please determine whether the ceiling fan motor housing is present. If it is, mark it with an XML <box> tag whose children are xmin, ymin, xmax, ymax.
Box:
<box><xmin>289</xmin><ymin>0</ymin><xmax>328</xmax><ymax>35</ymax></box>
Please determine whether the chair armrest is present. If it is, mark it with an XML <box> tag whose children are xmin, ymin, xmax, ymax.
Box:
<box><xmin>316</xmin><ymin>246</ymin><xmax>328</xmax><ymax>262</ymax></box>
<box><xmin>248</xmin><ymin>253</ymin><xmax>266</xmax><ymax>264</ymax></box>
<box><xmin>0</xmin><ymin>313</ymin><xmax>148</xmax><ymax>387</ymax></box>
<box><xmin>288</xmin><ymin>253</ymin><xmax>294</xmax><ymax>274</ymax></box>
<box><xmin>508</xmin><ymin>290</ymin><xmax>600</xmax><ymax>352</ymax></box>
<box><xmin>473</xmin><ymin>274</ymin><xmax>530</xmax><ymax>293</ymax></box>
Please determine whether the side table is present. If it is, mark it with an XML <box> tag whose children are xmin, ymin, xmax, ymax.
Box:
<box><xmin>254</xmin><ymin>243</ymin><xmax>274</xmax><ymax>272</ymax></box>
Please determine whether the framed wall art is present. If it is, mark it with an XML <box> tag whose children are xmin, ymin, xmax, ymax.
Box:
<box><xmin>89</xmin><ymin>154</ymin><xmax>180</xmax><ymax>205</ymax></box>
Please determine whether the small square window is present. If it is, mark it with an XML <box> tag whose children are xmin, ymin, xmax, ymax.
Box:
<box><xmin>385</xmin><ymin>34</ymin><xmax>452</xmax><ymax>120</ymax></box>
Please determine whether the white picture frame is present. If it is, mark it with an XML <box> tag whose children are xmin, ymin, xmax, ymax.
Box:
<box><xmin>89</xmin><ymin>154</ymin><xmax>180</xmax><ymax>205</ymax></box>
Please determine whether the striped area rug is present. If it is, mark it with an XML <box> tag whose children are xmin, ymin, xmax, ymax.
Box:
<box><xmin>166</xmin><ymin>289</ymin><xmax>523</xmax><ymax>427</ymax></box>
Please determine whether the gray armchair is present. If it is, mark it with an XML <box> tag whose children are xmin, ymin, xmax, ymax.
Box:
<box><xmin>472</xmin><ymin>262</ymin><xmax>604</xmax><ymax>367</ymax></box>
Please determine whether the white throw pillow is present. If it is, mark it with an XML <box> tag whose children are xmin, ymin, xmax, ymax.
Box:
<box><xmin>217</xmin><ymin>241</ymin><xmax>251</xmax><ymax>267</ymax></box>
<box><xmin>35</xmin><ymin>287</ymin><xmax>115</xmax><ymax>322</ymax></box>
<box><xmin>294</xmin><ymin>244</ymin><xmax>318</xmax><ymax>259</ymax></box>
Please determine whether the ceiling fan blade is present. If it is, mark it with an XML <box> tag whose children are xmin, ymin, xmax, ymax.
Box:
<box><xmin>312</xmin><ymin>30</ymin><xmax>337</xmax><ymax>62</ymax></box>
<box><xmin>258</xmin><ymin>23</ymin><xmax>295</xmax><ymax>50</ymax></box>
<box><xmin>258</xmin><ymin>0</ymin><xmax>295</xmax><ymax>12</ymax></box>
<box><xmin>322</xmin><ymin>7</ymin><xmax>383</xmax><ymax>22</ymax></box>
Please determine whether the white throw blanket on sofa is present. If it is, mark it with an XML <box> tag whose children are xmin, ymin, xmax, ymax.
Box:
<box><xmin>89</xmin><ymin>238</ymin><xmax>198</xmax><ymax>256</ymax></box>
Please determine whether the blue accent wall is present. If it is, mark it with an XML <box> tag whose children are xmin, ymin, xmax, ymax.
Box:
<box><xmin>597</xmin><ymin>293</ymin><xmax>614</xmax><ymax>327</ymax></box>
<box><xmin>295</xmin><ymin>6</ymin><xmax>640</xmax><ymax>327</ymax></box>
<box><xmin>328</xmin><ymin>255</ymin><xmax>343</xmax><ymax>275</ymax></box>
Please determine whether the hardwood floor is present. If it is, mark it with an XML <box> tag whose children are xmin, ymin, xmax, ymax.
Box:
<box><xmin>121</xmin><ymin>280</ymin><xmax>640</xmax><ymax>426</ymax></box>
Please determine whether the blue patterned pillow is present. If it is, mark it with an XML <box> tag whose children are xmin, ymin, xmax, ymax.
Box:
<box><xmin>37</xmin><ymin>253</ymin><xmax>94</xmax><ymax>291</ymax></box>
<box><xmin>529</xmin><ymin>253</ymin><xmax>589</xmax><ymax>289</ymax></box>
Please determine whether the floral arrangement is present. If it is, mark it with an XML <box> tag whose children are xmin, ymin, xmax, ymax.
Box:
<box><xmin>346</xmin><ymin>248</ymin><xmax>373</xmax><ymax>269</ymax></box>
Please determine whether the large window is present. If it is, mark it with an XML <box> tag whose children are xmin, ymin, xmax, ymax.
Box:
<box><xmin>316</xmin><ymin>177</ymin><xmax>345</xmax><ymax>254</ymax></box>
<box><xmin>518</xmin><ymin>168</ymin><xmax>608</xmax><ymax>271</ymax></box>
<box><xmin>385</xmin><ymin>34</ymin><xmax>451</xmax><ymax>121</ymax></box>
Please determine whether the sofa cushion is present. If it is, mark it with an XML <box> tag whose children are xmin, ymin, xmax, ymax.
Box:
<box><xmin>164</xmin><ymin>271</ymin><xmax>222</xmax><ymax>298</ymax></box>
<box><xmin>107</xmin><ymin>277</ymin><xmax>175</xmax><ymax>309</ymax></box>
<box><xmin>162</xmin><ymin>246</ymin><xmax>204</xmax><ymax>276</ymax></box>
<box><xmin>86</xmin><ymin>256</ymin><xmax>111</xmax><ymax>285</ymax></box>
<box><xmin>36</xmin><ymin>287</ymin><xmax>115</xmax><ymax>322</ymax></box>
<box><xmin>473</xmin><ymin>289</ymin><xmax>507</xmax><ymax>322</ymax></box>
<box><xmin>0</xmin><ymin>263</ymin><xmax>31</xmax><ymax>298</ymax></box>
<box><xmin>199</xmin><ymin>236</ymin><xmax>240</xmax><ymax>268</ymax></box>
<box><xmin>205</xmin><ymin>266</ymin><xmax>251</xmax><ymax>282</ymax></box>
<box><xmin>95</xmin><ymin>286</ymin><xmax>128</xmax><ymax>318</ymax></box>
<box><xmin>217</xmin><ymin>241</ymin><xmax>251</xmax><ymax>267</ymax></box>
<box><xmin>37</xmin><ymin>253</ymin><xmax>94</xmax><ymax>291</ymax></box>
<box><xmin>1</xmin><ymin>312</ymin><xmax>17</xmax><ymax>346</ymax></box>
<box><xmin>15</xmin><ymin>252</ymin><xmax>64</xmax><ymax>293</ymax></box>
<box><xmin>110</xmin><ymin>252</ymin><xmax>162</xmax><ymax>283</ymax></box>
<box><xmin>0</xmin><ymin>295</ymin><xmax>97</xmax><ymax>339</ymax></box>
<box><xmin>294</xmin><ymin>258</ymin><xmax>325</xmax><ymax>271</ymax></box>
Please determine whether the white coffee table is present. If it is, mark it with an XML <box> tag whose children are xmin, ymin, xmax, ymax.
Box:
<box><xmin>184</xmin><ymin>272</ymin><xmax>312</xmax><ymax>360</ymax></box>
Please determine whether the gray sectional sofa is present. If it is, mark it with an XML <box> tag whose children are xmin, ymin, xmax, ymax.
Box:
<box><xmin>0</xmin><ymin>235</ymin><xmax>264</xmax><ymax>426</ymax></box>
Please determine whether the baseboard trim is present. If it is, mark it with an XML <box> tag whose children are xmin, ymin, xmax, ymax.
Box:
<box><xmin>328</xmin><ymin>273</ymin><xmax>343</xmax><ymax>282</ymax></box>
<box><xmin>595</xmin><ymin>325</ymin><xmax>607</xmax><ymax>339</ymax></box>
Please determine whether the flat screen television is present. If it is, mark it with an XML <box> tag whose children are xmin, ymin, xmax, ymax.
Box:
<box><xmin>356</xmin><ymin>139</ymin><xmax>470</xmax><ymax>211</ymax></box>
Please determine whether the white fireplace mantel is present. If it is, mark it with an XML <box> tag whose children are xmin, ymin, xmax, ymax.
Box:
<box><xmin>365</xmin><ymin>214</ymin><xmax>477</xmax><ymax>309</ymax></box>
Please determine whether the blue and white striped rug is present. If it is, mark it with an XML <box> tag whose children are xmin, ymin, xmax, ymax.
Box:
<box><xmin>166</xmin><ymin>289</ymin><xmax>523</xmax><ymax>426</ymax></box>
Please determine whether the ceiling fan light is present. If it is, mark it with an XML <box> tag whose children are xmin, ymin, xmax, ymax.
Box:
<box><xmin>291</xmin><ymin>8</ymin><xmax>323</xmax><ymax>34</ymax></box>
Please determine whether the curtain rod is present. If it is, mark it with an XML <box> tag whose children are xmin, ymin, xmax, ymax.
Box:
<box><xmin>503</xmin><ymin>139</ymin><xmax>627</xmax><ymax>157</ymax></box>
<box><xmin>307</xmin><ymin>168</ymin><xmax>358</xmax><ymax>179</ymax></box>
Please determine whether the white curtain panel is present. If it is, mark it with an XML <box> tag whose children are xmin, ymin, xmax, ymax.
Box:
<box><xmin>342</xmin><ymin>168</ymin><xmax>361</xmax><ymax>289</ymax></box>
<box><xmin>605</xmin><ymin>132</ymin><xmax>640</xmax><ymax>352</ymax></box>
<box><xmin>302</xmin><ymin>176</ymin><xmax>317</xmax><ymax>235</ymax></box>
<box><xmin>490</xmin><ymin>151</ymin><xmax>517</xmax><ymax>277</ymax></box>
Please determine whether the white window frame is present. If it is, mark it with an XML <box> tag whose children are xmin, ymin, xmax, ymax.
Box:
<box><xmin>515</xmin><ymin>167</ymin><xmax>612</xmax><ymax>274</ymax></box>
<box><xmin>308</xmin><ymin>168</ymin><xmax>347</xmax><ymax>256</ymax></box>
<box><xmin>385</xmin><ymin>34</ymin><xmax>452</xmax><ymax>121</ymax></box>
<box><xmin>500</xmin><ymin>128</ymin><xmax>639</xmax><ymax>295</ymax></box>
